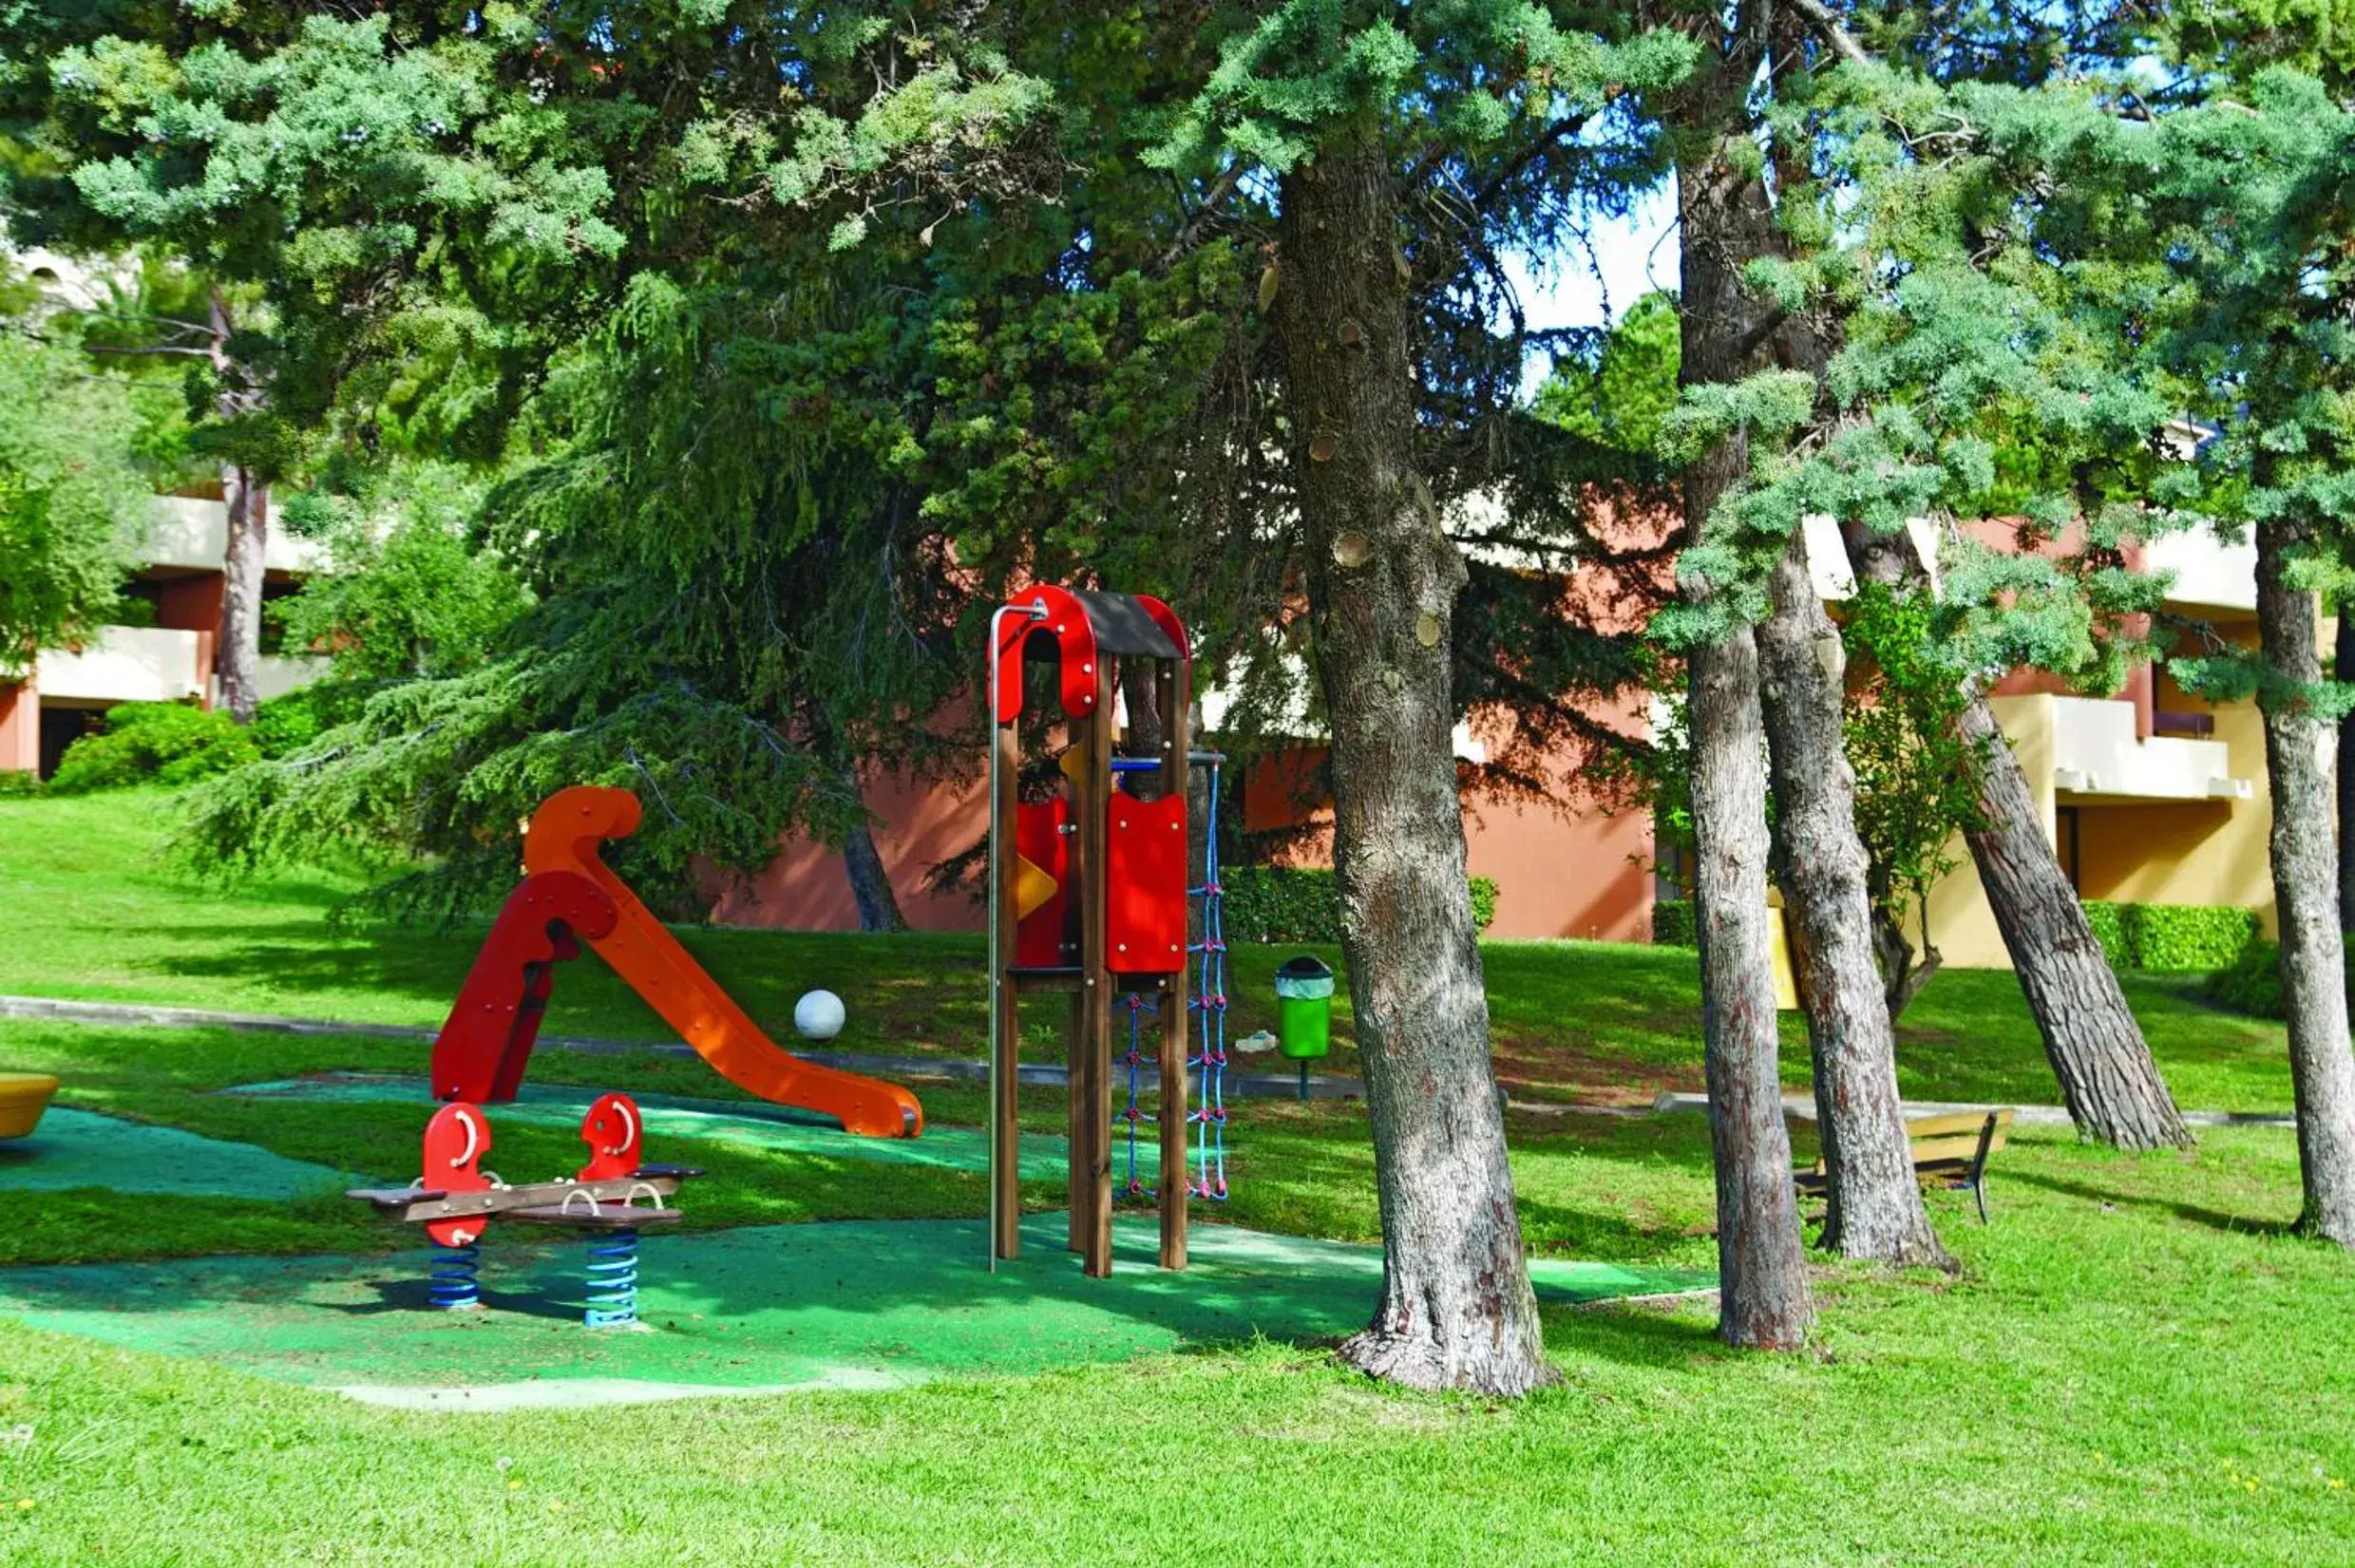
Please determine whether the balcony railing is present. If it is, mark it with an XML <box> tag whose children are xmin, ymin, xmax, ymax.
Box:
<box><xmin>34</xmin><ymin>627</ymin><xmax>205</xmax><ymax>706</ymax></box>
<box><xmin>2042</xmin><ymin>695</ymin><xmax>2251</xmax><ymax>802</ymax></box>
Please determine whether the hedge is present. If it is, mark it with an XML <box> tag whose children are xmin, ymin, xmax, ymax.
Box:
<box><xmin>1220</xmin><ymin>867</ymin><xmax>1498</xmax><ymax>945</ymax></box>
<box><xmin>1648</xmin><ymin>894</ymin><xmax>2252</xmax><ymax>972</ymax></box>
<box><xmin>2082</xmin><ymin>900</ymin><xmax>2261</xmax><ymax>973</ymax></box>
<box><xmin>47</xmin><ymin>702</ymin><xmax>258</xmax><ymax>794</ymax></box>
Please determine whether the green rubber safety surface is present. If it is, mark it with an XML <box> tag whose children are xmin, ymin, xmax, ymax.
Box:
<box><xmin>0</xmin><ymin>1215</ymin><xmax>1711</xmax><ymax>1409</ymax></box>
<box><xmin>0</xmin><ymin>1107</ymin><xmax>351</xmax><ymax>1199</ymax></box>
<box><xmin>220</xmin><ymin>1072</ymin><xmax>1084</xmax><ymax>1181</ymax></box>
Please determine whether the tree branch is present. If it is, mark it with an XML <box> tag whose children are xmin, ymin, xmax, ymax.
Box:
<box><xmin>1782</xmin><ymin>0</ymin><xmax>1871</xmax><ymax>68</ymax></box>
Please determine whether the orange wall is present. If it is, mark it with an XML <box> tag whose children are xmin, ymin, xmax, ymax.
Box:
<box><xmin>715</xmin><ymin>737</ymin><xmax>1653</xmax><ymax>943</ymax></box>
<box><xmin>0</xmin><ymin>680</ymin><xmax>36</xmax><ymax>774</ymax></box>
<box><xmin>709</xmin><ymin>765</ymin><xmax>992</xmax><ymax>933</ymax></box>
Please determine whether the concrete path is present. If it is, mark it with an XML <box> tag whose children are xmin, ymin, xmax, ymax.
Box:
<box><xmin>0</xmin><ymin>992</ymin><xmax>1365</xmax><ymax>1102</ymax></box>
<box><xmin>3</xmin><ymin>992</ymin><xmax>2296</xmax><ymax>1126</ymax></box>
<box><xmin>1643</xmin><ymin>1090</ymin><xmax>2294</xmax><ymax>1130</ymax></box>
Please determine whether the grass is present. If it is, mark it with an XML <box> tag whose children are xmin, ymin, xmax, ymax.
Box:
<box><xmin>0</xmin><ymin>789</ymin><xmax>2301</xmax><ymax>1111</ymax></box>
<box><xmin>0</xmin><ymin>786</ymin><xmax>2346</xmax><ymax>1562</ymax></box>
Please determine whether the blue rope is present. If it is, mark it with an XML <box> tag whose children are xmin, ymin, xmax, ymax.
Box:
<box><xmin>1187</xmin><ymin>763</ymin><xmax>1230</xmax><ymax>1201</ymax></box>
<box><xmin>583</xmin><ymin>1228</ymin><xmax>640</xmax><ymax>1329</ymax></box>
<box><xmin>1116</xmin><ymin>992</ymin><xmax>1155</xmax><ymax>1200</ymax></box>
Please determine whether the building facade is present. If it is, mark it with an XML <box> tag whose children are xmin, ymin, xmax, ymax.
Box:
<box><xmin>712</xmin><ymin>520</ymin><xmax>2281</xmax><ymax>962</ymax></box>
<box><xmin>0</xmin><ymin>492</ymin><xmax>329</xmax><ymax>776</ymax></box>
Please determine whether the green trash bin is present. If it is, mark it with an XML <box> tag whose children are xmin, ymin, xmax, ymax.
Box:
<box><xmin>1274</xmin><ymin>955</ymin><xmax>1335</xmax><ymax>1099</ymax></box>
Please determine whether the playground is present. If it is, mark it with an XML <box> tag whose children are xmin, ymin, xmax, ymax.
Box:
<box><xmin>0</xmin><ymin>784</ymin><xmax>2349</xmax><ymax>1561</ymax></box>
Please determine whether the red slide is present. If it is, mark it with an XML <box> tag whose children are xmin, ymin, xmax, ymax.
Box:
<box><xmin>430</xmin><ymin>786</ymin><xmax>922</xmax><ymax>1139</ymax></box>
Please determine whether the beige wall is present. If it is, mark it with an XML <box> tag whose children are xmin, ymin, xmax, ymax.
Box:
<box><xmin>1920</xmin><ymin>691</ymin><xmax>2277</xmax><ymax>969</ymax></box>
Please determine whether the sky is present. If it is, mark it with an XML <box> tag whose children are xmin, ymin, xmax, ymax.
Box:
<box><xmin>1505</xmin><ymin>185</ymin><xmax>1680</xmax><ymax>389</ymax></box>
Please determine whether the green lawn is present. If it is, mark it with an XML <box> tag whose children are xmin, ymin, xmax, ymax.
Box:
<box><xmin>0</xmin><ymin>789</ymin><xmax>2300</xmax><ymax>1111</ymax></box>
<box><xmin>0</xmin><ymin>787</ymin><xmax>2347</xmax><ymax>1563</ymax></box>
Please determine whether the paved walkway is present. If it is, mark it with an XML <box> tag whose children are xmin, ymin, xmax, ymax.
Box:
<box><xmin>0</xmin><ymin>992</ymin><xmax>1365</xmax><ymax>1102</ymax></box>
<box><xmin>2</xmin><ymin>992</ymin><xmax>2296</xmax><ymax>1126</ymax></box>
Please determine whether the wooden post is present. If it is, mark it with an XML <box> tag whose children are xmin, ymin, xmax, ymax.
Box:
<box><xmin>992</xmin><ymin>721</ymin><xmax>1022</xmax><ymax>1262</ymax></box>
<box><xmin>1080</xmin><ymin>659</ymin><xmax>1116</xmax><ymax>1277</ymax></box>
<box><xmin>1157</xmin><ymin>658</ymin><xmax>1190</xmax><ymax>1270</ymax></box>
<box><xmin>1066</xmin><ymin>988</ymin><xmax>1085</xmax><ymax>1254</ymax></box>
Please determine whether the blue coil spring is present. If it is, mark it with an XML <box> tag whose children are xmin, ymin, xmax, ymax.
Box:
<box><xmin>429</xmin><ymin>1240</ymin><xmax>482</xmax><ymax>1311</ymax></box>
<box><xmin>583</xmin><ymin>1228</ymin><xmax>640</xmax><ymax>1329</ymax></box>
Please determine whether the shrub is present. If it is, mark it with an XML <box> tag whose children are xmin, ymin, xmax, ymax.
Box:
<box><xmin>1653</xmin><ymin>897</ymin><xmax>1698</xmax><ymax>948</ymax></box>
<box><xmin>0</xmin><ymin>769</ymin><xmax>41</xmax><ymax>798</ymax></box>
<box><xmin>1222</xmin><ymin>866</ymin><xmax>1498</xmax><ymax>944</ymax></box>
<box><xmin>2085</xmin><ymin>899</ymin><xmax>2260</xmax><ymax>973</ymax></box>
<box><xmin>47</xmin><ymin>702</ymin><xmax>258</xmax><ymax>794</ymax></box>
<box><xmin>2081</xmin><ymin>900</ymin><xmax>2130</xmax><ymax>969</ymax></box>
<box><xmin>2125</xmin><ymin>903</ymin><xmax>2261</xmax><ymax>973</ymax></box>
<box><xmin>251</xmin><ymin>682</ymin><xmax>373</xmax><ymax>759</ymax></box>
<box><xmin>2202</xmin><ymin>938</ymin><xmax>2283</xmax><ymax>1018</ymax></box>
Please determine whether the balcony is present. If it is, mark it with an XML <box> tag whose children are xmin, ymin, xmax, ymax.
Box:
<box><xmin>34</xmin><ymin>628</ymin><xmax>206</xmax><ymax>707</ymax></box>
<box><xmin>141</xmin><ymin>496</ymin><xmax>328</xmax><ymax>577</ymax></box>
<box><xmin>2141</xmin><ymin>529</ymin><xmax>2255</xmax><ymax>614</ymax></box>
<box><xmin>2038</xmin><ymin>695</ymin><xmax>2251</xmax><ymax>802</ymax></box>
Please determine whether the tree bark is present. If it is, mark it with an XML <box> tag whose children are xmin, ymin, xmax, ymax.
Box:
<box><xmin>1276</xmin><ymin>139</ymin><xmax>1553</xmax><ymax>1395</ymax></box>
<box><xmin>2254</xmin><ymin>516</ymin><xmax>2355</xmax><ymax>1242</ymax></box>
<box><xmin>207</xmin><ymin>290</ymin><xmax>267</xmax><ymax>726</ymax></box>
<box><xmin>1688</xmin><ymin>626</ymin><xmax>1817</xmax><ymax>1348</ymax></box>
<box><xmin>842</xmin><ymin>817</ymin><xmax>906</xmax><ymax>933</ymax></box>
<box><xmin>1675</xmin><ymin>97</ymin><xmax>1815</xmax><ymax>1347</ymax></box>
<box><xmin>1869</xmin><ymin>897</ymin><xmax>1940</xmax><ymax>1023</ymax></box>
<box><xmin>216</xmin><ymin>468</ymin><xmax>268</xmax><ymax>724</ymax></box>
<box><xmin>1841</xmin><ymin>529</ymin><xmax>2192</xmax><ymax>1149</ymax></box>
<box><xmin>2337</xmin><ymin>609</ymin><xmax>2355</xmax><ymax>932</ymax></box>
<box><xmin>1757</xmin><ymin>537</ymin><xmax>1948</xmax><ymax>1266</ymax></box>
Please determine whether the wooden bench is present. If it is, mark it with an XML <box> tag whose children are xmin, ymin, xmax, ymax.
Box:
<box><xmin>1795</xmin><ymin>1108</ymin><xmax>2015</xmax><ymax>1223</ymax></box>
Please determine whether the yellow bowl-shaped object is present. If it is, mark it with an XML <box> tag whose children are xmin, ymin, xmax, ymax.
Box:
<box><xmin>0</xmin><ymin>1073</ymin><xmax>60</xmax><ymax>1139</ymax></box>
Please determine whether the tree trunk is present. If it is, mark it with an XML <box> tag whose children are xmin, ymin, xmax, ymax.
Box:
<box><xmin>1757</xmin><ymin>537</ymin><xmax>1947</xmax><ymax>1267</ymax></box>
<box><xmin>2337</xmin><ymin>608</ymin><xmax>2355</xmax><ymax>932</ymax></box>
<box><xmin>1950</xmin><ymin>693</ymin><xmax>2193</xmax><ymax>1148</ymax></box>
<box><xmin>207</xmin><ymin>290</ymin><xmax>267</xmax><ymax>726</ymax></box>
<box><xmin>1676</xmin><ymin>119</ymin><xmax>1814</xmax><ymax>1349</ymax></box>
<box><xmin>2255</xmin><ymin>516</ymin><xmax>2355</xmax><ymax>1243</ymax></box>
<box><xmin>1276</xmin><ymin>140</ymin><xmax>1552</xmax><ymax>1396</ymax></box>
<box><xmin>1687</xmin><ymin>627</ymin><xmax>1816</xmax><ymax>1348</ymax></box>
<box><xmin>1841</xmin><ymin>528</ymin><xmax>2192</xmax><ymax>1149</ymax></box>
<box><xmin>1870</xmin><ymin>897</ymin><xmax>1940</xmax><ymax>1023</ymax></box>
<box><xmin>216</xmin><ymin>468</ymin><xmax>268</xmax><ymax>724</ymax></box>
<box><xmin>842</xmin><ymin>818</ymin><xmax>906</xmax><ymax>934</ymax></box>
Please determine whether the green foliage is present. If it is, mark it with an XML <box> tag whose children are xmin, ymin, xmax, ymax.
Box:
<box><xmin>1652</xmin><ymin>897</ymin><xmax>1698</xmax><ymax>948</ymax></box>
<box><xmin>2081</xmin><ymin>898</ymin><xmax>2130</xmax><ymax>970</ymax></box>
<box><xmin>1224</xmin><ymin>867</ymin><xmax>1497</xmax><ymax>945</ymax></box>
<box><xmin>273</xmin><ymin>465</ymin><xmax>525</xmax><ymax>681</ymax></box>
<box><xmin>1843</xmin><ymin>584</ymin><xmax>1985</xmax><ymax>969</ymax></box>
<box><xmin>0</xmin><ymin>329</ymin><xmax>157</xmax><ymax>675</ymax></box>
<box><xmin>2083</xmin><ymin>900</ymin><xmax>2263</xmax><ymax>973</ymax></box>
<box><xmin>47</xmin><ymin>702</ymin><xmax>258</xmax><ymax>794</ymax></box>
<box><xmin>248</xmin><ymin>683</ymin><xmax>370</xmax><ymax>760</ymax></box>
<box><xmin>104</xmin><ymin>594</ymin><xmax>157</xmax><ymax>628</ymax></box>
<box><xmin>1534</xmin><ymin>291</ymin><xmax>1681</xmax><ymax>458</ymax></box>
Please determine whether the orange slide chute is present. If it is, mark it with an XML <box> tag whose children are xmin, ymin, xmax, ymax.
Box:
<box><xmin>522</xmin><ymin>785</ymin><xmax>923</xmax><ymax>1139</ymax></box>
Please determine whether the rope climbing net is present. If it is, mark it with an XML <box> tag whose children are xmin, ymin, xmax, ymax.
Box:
<box><xmin>1112</xmin><ymin>758</ymin><xmax>1230</xmax><ymax>1204</ymax></box>
<box><xmin>1187</xmin><ymin>762</ymin><xmax>1229</xmax><ymax>1201</ymax></box>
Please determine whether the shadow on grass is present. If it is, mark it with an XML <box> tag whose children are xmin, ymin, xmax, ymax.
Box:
<box><xmin>2002</xmin><ymin>1168</ymin><xmax>2294</xmax><ymax>1237</ymax></box>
